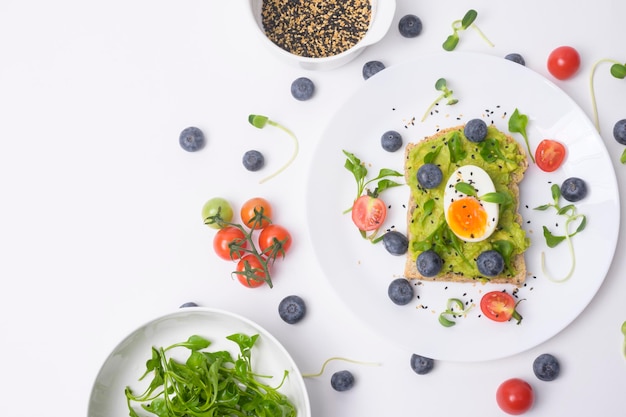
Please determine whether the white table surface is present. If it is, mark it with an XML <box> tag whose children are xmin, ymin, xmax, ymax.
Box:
<box><xmin>1</xmin><ymin>1</ymin><xmax>625</xmax><ymax>416</ymax></box>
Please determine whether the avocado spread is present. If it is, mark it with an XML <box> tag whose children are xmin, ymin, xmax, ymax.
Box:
<box><xmin>405</xmin><ymin>125</ymin><xmax>530</xmax><ymax>280</ymax></box>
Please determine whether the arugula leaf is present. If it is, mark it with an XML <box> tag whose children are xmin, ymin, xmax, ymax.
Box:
<box><xmin>508</xmin><ymin>109</ymin><xmax>535</xmax><ymax>163</ymax></box>
<box><xmin>447</xmin><ymin>131</ymin><xmax>467</xmax><ymax>162</ymax></box>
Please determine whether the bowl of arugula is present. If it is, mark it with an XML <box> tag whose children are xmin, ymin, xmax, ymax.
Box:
<box><xmin>88</xmin><ymin>307</ymin><xmax>310</xmax><ymax>417</ymax></box>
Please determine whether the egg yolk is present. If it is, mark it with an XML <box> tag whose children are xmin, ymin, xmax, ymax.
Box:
<box><xmin>447</xmin><ymin>196</ymin><xmax>488</xmax><ymax>240</ymax></box>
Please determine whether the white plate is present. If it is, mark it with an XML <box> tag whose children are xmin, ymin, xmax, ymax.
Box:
<box><xmin>306</xmin><ymin>52</ymin><xmax>620</xmax><ymax>362</ymax></box>
<box><xmin>88</xmin><ymin>308</ymin><xmax>310</xmax><ymax>417</ymax></box>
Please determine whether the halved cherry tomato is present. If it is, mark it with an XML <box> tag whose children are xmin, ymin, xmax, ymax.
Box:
<box><xmin>213</xmin><ymin>226</ymin><xmax>248</xmax><ymax>261</ymax></box>
<box><xmin>351</xmin><ymin>195</ymin><xmax>387</xmax><ymax>231</ymax></box>
<box><xmin>258</xmin><ymin>224</ymin><xmax>292</xmax><ymax>257</ymax></box>
<box><xmin>535</xmin><ymin>139</ymin><xmax>566</xmax><ymax>172</ymax></box>
<box><xmin>235</xmin><ymin>254</ymin><xmax>268</xmax><ymax>288</ymax></box>
<box><xmin>547</xmin><ymin>46</ymin><xmax>580</xmax><ymax>80</ymax></box>
<box><xmin>240</xmin><ymin>197</ymin><xmax>273</xmax><ymax>230</ymax></box>
<box><xmin>496</xmin><ymin>378</ymin><xmax>534</xmax><ymax>415</ymax></box>
<box><xmin>480</xmin><ymin>291</ymin><xmax>523</xmax><ymax>324</ymax></box>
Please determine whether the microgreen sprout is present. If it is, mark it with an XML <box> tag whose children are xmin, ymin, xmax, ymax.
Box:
<box><xmin>342</xmin><ymin>150</ymin><xmax>403</xmax><ymax>211</ymax></box>
<box><xmin>421</xmin><ymin>78</ymin><xmax>458</xmax><ymax>122</ymax></box>
<box><xmin>302</xmin><ymin>357</ymin><xmax>380</xmax><ymax>378</ymax></box>
<box><xmin>534</xmin><ymin>184</ymin><xmax>587</xmax><ymax>283</ymax></box>
<box><xmin>442</xmin><ymin>9</ymin><xmax>494</xmax><ymax>51</ymax></box>
<box><xmin>454</xmin><ymin>182</ymin><xmax>512</xmax><ymax>204</ymax></box>
<box><xmin>508</xmin><ymin>108</ymin><xmax>535</xmax><ymax>163</ymax></box>
<box><xmin>248</xmin><ymin>114</ymin><xmax>299</xmax><ymax>184</ymax></box>
<box><xmin>589</xmin><ymin>58</ymin><xmax>626</xmax><ymax>132</ymax></box>
<box><xmin>438</xmin><ymin>298</ymin><xmax>473</xmax><ymax>327</ymax></box>
<box><xmin>125</xmin><ymin>333</ymin><xmax>296</xmax><ymax>417</ymax></box>
<box><xmin>204</xmin><ymin>207</ymin><xmax>286</xmax><ymax>288</ymax></box>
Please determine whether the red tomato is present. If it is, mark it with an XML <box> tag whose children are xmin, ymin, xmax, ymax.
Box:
<box><xmin>351</xmin><ymin>195</ymin><xmax>387</xmax><ymax>231</ymax></box>
<box><xmin>235</xmin><ymin>255</ymin><xmax>267</xmax><ymax>288</ymax></box>
<box><xmin>213</xmin><ymin>226</ymin><xmax>248</xmax><ymax>261</ymax></box>
<box><xmin>547</xmin><ymin>46</ymin><xmax>581</xmax><ymax>80</ymax></box>
<box><xmin>480</xmin><ymin>291</ymin><xmax>523</xmax><ymax>324</ymax></box>
<box><xmin>496</xmin><ymin>378</ymin><xmax>534</xmax><ymax>415</ymax></box>
<box><xmin>240</xmin><ymin>197</ymin><xmax>273</xmax><ymax>230</ymax></box>
<box><xmin>258</xmin><ymin>224</ymin><xmax>292</xmax><ymax>257</ymax></box>
<box><xmin>535</xmin><ymin>139</ymin><xmax>566</xmax><ymax>172</ymax></box>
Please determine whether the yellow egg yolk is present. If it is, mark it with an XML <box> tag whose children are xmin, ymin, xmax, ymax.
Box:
<box><xmin>446</xmin><ymin>196</ymin><xmax>488</xmax><ymax>240</ymax></box>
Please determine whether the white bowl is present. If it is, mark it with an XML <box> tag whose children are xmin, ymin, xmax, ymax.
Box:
<box><xmin>88</xmin><ymin>307</ymin><xmax>311</xmax><ymax>417</ymax></box>
<box><xmin>248</xmin><ymin>0</ymin><xmax>397</xmax><ymax>70</ymax></box>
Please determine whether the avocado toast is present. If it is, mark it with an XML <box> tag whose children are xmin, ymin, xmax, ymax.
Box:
<box><xmin>404</xmin><ymin>124</ymin><xmax>530</xmax><ymax>285</ymax></box>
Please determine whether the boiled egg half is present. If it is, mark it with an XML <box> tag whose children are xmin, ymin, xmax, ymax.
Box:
<box><xmin>443</xmin><ymin>165</ymin><xmax>499</xmax><ymax>242</ymax></box>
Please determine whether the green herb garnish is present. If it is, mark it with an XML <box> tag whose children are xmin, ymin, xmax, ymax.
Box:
<box><xmin>454</xmin><ymin>182</ymin><xmax>512</xmax><ymax>205</ymax></box>
<box><xmin>421</xmin><ymin>78</ymin><xmax>458</xmax><ymax>122</ymax></box>
<box><xmin>342</xmin><ymin>150</ymin><xmax>403</xmax><ymax>210</ymax></box>
<box><xmin>534</xmin><ymin>184</ymin><xmax>587</xmax><ymax>282</ymax></box>
<box><xmin>125</xmin><ymin>333</ymin><xmax>296</xmax><ymax>417</ymax></box>
<box><xmin>248</xmin><ymin>114</ymin><xmax>299</xmax><ymax>184</ymax></box>
<box><xmin>622</xmin><ymin>321</ymin><xmax>626</xmax><ymax>359</ymax></box>
<box><xmin>438</xmin><ymin>298</ymin><xmax>473</xmax><ymax>327</ymax></box>
<box><xmin>589</xmin><ymin>58</ymin><xmax>626</xmax><ymax>133</ymax></box>
<box><xmin>442</xmin><ymin>9</ymin><xmax>494</xmax><ymax>51</ymax></box>
<box><xmin>508</xmin><ymin>108</ymin><xmax>535</xmax><ymax>164</ymax></box>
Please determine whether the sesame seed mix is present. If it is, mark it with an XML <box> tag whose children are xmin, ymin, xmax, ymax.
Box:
<box><xmin>261</xmin><ymin>0</ymin><xmax>371</xmax><ymax>58</ymax></box>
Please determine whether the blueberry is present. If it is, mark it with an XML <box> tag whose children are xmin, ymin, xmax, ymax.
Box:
<box><xmin>410</xmin><ymin>354</ymin><xmax>434</xmax><ymax>375</ymax></box>
<box><xmin>179</xmin><ymin>301</ymin><xmax>198</xmax><ymax>308</ymax></box>
<box><xmin>290</xmin><ymin>77</ymin><xmax>315</xmax><ymax>101</ymax></box>
<box><xmin>242</xmin><ymin>150</ymin><xmax>265</xmax><ymax>171</ymax></box>
<box><xmin>398</xmin><ymin>14</ymin><xmax>423</xmax><ymax>38</ymax></box>
<box><xmin>381</xmin><ymin>130</ymin><xmax>403</xmax><ymax>152</ymax></box>
<box><xmin>417</xmin><ymin>163</ymin><xmax>443</xmax><ymax>189</ymax></box>
<box><xmin>330</xmin><ymin>370</ymin><xmax>355</xmax><ymax>391</ymax></box>
<box><xmin>505</xmin><ymin>53</ymin><xmax>526</xmax><ymax>66</ymax></box>
<box><xmin>533</xmin><ymin>353</ymin><xmax>560</xmax><ymax>381</ymax></box>
<box><xmin>388</xmin><ymin>278</ymin><xmax>414</xmax><ymax>305</ymax></box>
<box><xmin>362</xmin><ymin>60</ymin><xmax>385</xmax><ymax>80</ymax></box>
<box><xmin>464</xmin><ymin>118</ymin><xmax>488</xmax><ymax>143</ymax></box>
<box><xmin>560</xmin><ymin>177</ymin><xmax>587</xmax><ymax>202</ymax></box>
<box><xmin>613</xmin><ymin>119</ymin><xmax>626</xmax><ymax>145</ymax></box>
<box><xmin>278</xmin><ymin>295</ymin><xmax>306</xmax><ymax>324</ymax></box>
<box><xmin>476</xmin><ymin>250</ymin><xmax>505</xmax><ymax>277</ymax></box>
<box><xmin>416</xmin><ymin>250</ymin><xmax>443</xmax><ymax>277</ymax></box>
<box><xmin>179</xmin><ymin>126</ymin><xmax>205</xmax><ymax>152</ymax></box>
<box><xmin>382</xmin><ymin>231</ymin><xmax>408</xmax><ymax>255</ymax></box>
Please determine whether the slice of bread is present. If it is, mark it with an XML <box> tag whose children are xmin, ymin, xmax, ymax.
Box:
<box><xmin>404</xmin><ymin>124</ymin><xmax>529</xmax><ymax>286</ymax></box>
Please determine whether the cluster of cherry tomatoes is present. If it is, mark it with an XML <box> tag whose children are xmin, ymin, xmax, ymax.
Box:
<box><xmin>202</xmin><ymin>197</ymin><xmax>292</xmax><ymax>288</ymax></box>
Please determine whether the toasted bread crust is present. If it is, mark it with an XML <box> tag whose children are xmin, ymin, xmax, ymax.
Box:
<box><xmin>404</xmin><ymin>125</ymin><xmax>528</xmax><ymax>285</ymax></box>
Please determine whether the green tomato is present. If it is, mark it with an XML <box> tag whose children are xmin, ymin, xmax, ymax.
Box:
<box><xmin>202</xmin><ymin>197</ymin><xmax>233</xmax><ymax>229</ymax></box>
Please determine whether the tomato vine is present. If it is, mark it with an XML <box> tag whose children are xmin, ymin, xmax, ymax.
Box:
<box><xmin>205</xmin><ymin>206</ymin><xmax>288</xmax><ymax>288</ymax></box>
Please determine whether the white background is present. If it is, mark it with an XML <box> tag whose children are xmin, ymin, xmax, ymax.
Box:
<box><xmin>1</xmin><ymin>1</ymin><xmax>625</xmax><ymax>416</ymax></box>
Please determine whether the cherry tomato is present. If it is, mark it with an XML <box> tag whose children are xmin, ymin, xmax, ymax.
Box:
<box><xmin>351</xmin><ymin>195</ymin><xmax>387</xmax><ymax>231</ymax></box>
<box><xmin>547</xmin><ymin>46</ymin><xmax>581</xmax><ymax>80</ymax></box>
<box><xmin>496</xmin><ymin>378</ymin><xmax>534</xmax><ymax>415</ymax></box>
<box><xmin>240</xmin><ymin>197</ymin><xmax>273</xmax><ymax>230</ymax></box>
<box><xmin>535</xmin><ymin>139</ymin><xmax>566</xmax><ymax>172</ymax></box>
<box><xmin>258</xmin><ymin>224</ymin><xmax>292</xmax><ymax>257</ymax></box>
<box><xmin>480</xmin><ymin>291</ymin><xmax>523</xmax><ymax>324</ymax></box>
<box><xmin>235</xmin><ymin>254</ymin><xmax>268</xmax><ymax>288</ymax></box>
<box><xmin>201</xmin><ymin>197</ymin><xmax>233</xmax><ymax>229</ymax></box>
<box><xmin>213</xmin><ymin>226</ymin><xmax>248</xmax><ymax>261</ymax></box>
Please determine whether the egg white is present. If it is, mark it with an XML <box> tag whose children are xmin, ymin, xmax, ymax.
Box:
<box><xmin>443</xmin><ymin>165</ymin><xmax>499</xmax><ymax>242</ymax></box>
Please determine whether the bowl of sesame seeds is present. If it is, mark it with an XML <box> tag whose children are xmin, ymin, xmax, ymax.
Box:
<box><xmin>249</xmin><ymin>0</ymin><xmax>396</xmax><ymax>70</ymax></box>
